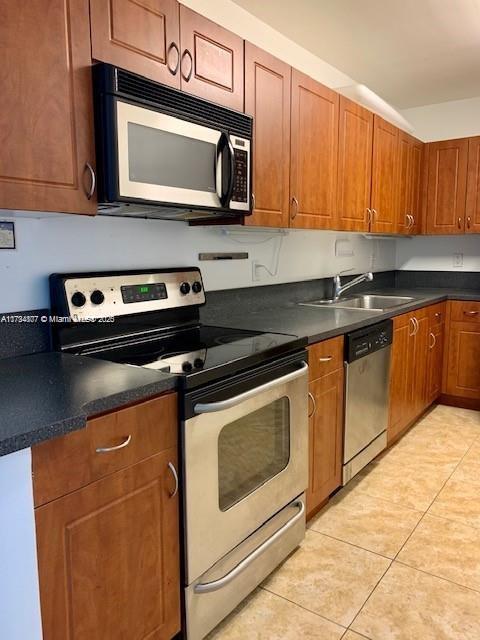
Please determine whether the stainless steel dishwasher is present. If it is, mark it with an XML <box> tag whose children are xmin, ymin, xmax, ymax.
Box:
<box><xmin>343</xmin><ymin>319</ymin><xmax>393</xmax><ymax>484</ymax></box>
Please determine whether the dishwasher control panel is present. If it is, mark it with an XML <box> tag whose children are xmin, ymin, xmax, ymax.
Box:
<box><xmin>345</xmin><ymin>319</ymin><xmax>393</xmax><ymax>363</ymax></box>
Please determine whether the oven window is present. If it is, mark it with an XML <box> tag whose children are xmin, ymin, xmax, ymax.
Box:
<box><xmin>127</xmin><ymin>123</ymin><xmax>216</xmax><ymax>192</ymax></box>
<box><xmin>218</xmin><ymin>397</ymin><xmax>290</xmax><ymax>511</ymax></box>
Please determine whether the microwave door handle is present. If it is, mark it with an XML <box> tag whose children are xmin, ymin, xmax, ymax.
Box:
<box><xmin>194</xmin><ymin>361</ymin><xmax>308</xmax><ymax>414</ymax></box>
<box><xmin>215</xmin><ymin>132</ymin><xmax>235</xmax><ymax>207</ymax></box>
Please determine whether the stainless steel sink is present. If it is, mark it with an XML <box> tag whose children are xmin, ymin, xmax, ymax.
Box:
<box><xmin>299</xmin><ymin>294</ymin><xmax>415</xmax><ymax>312</ymax></box>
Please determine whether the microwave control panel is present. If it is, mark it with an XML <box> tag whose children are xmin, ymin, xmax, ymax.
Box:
<box><xmin>232</xmin><ymin>148</ymin><xmax>248</xmax><ymax>203</ymax></box>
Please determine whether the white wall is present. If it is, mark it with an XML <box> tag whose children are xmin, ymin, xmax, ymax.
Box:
<box><xmin>401</xmin><ymin>96</ymin><xmax>480</xmax><ymax>142</ymax></box>
<box><xmin>0</xmin><ymin>449</ymin><xmax>43</xmax><ymax>640</ymax></box>
<box><xmin>396</xmin><ymin>235</ymin><xmax>480</xmax><ymax>272</ymax></box>
<box><xmin>179</xmin><ymin>0</ymin><xmax>353</xmax><ymax>89</ymax></box>
<box><xmin>0</xmin><ymin>214</ymin><xmax>395</xmax><ymax>313</ymax></box>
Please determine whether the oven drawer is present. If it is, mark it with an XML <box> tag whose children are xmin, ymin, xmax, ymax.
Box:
<box><xmin>32</xmin><ymin>393</ymin><xmax>177</xmax><ymax>506</ymax></box>
<box><xmin>185</xmin><ymin>494</ymin><xmax>305</xmax><ymax>640</ymax></box>
<box><xmin>308</xmin><ymin>336</ymin><xmax>344</xmax><ymax>381</ymax></box>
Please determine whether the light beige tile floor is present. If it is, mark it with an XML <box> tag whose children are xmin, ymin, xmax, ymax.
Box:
<box><xmin>208</xmin><ymin>405</ymin><xmax>480</xmax><ymax>639</ymax></box>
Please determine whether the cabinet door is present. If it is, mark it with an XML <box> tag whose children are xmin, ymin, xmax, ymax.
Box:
<box><xmin>411</xmin><ymin>313</ymin><xmax>429</xmax><ymax>417</ymax></box>
<box><xmin>244</xmin><ymin>44</ymin><xmax>291</xmax><ymax>228</ymax></box>
<box><xmin>336</xmin><ymin>97</ymin><xmax>373</xmax><ymax>232</ymax></box>
<box><xmin>36</xmin><ymin>449</ymin><xmax>180</xmax><ymax>640</ymax></box>
<box><xmin>0</xmin><ymin>0</ymin><xmax>96</xmax><ymax>214</ymax></box>
<box><xmin>90</xmin><ymin>0</ymin><xmax>180</xmax><ymax>88</ymax></box>
<box><xmin>306</xmin><ymin>368</ymin><xmax>344</xmax><ymax>517</ymax></box>
<box><xmin>445</xmin><ymin>322</ymin><xmax>480</xmax><ymax>399</ymax></box>
<box><xmin>388</xmin><ymin>313</ymin><xmax>414</xmax><ymax>443</ymax></box>
<box><xmin>179</xmin><ymin>6</ymin><xmax>244</xmax><ymax>110</ymax></box>
<box><xmin>290</xmin><ymin>70</ymin><xmax>339</xmax><ymax>229</ymax></box>
<box><xmin>410</xmin><ymin>139</ymin><xmax>424</xmax><ymax>233</ymax></box>
<box><xmin>396</xmin><ymin>131</ymin><xmax>412</xmax><ymax>235</ymax></box>
<box><xmin>466</xmin><ymin>136</ymin><xmax>480</xmax><ymax>233</ymax></box>
<box><xmin>427</xmin><ymin>321</ymin><xmax>445</xmax><ymax>405</ymax></box>
<box><xmin>426</xmin><ymin>138</ymin><xmax>469</xmax><ymax>234</ymax></box>
<box><xmin>371</xmin><ymin>116</ymin><xmax>398</xmax><ymax>233</ymax></box>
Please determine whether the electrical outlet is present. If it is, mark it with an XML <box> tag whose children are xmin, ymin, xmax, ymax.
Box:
<box><xmin>453</xmin><ymin>253</ymin><xmax>464</xmax><ymax>268</ymax></box>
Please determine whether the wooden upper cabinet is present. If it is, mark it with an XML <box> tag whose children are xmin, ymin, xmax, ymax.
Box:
<box><xmin>336</xmin><ymin>97</ymin><xmax>373</xmax><ymax>232</ymax></box>
<box><xmin>290</xmin><ymin>70</ymin><xmax>339</xmax><ymax>229</ymax></box>
<box><xmin>244</xmin><ymin>44</ymin><xmax>291</xmax><ymax>228</ymax></box>
<box><xmin>89</xmin><ymin>0</ymin><xmax>181</xmax><ymax>88</ymax></box>
<box><xmin>179</xmin><ymin>6</ymin><xmax>244</xmax><ymax>110</ymax></box>
<box><xmin>371</xmin><ymin>116</ymin><xmax>399</xmax><ymax>233</ymax></box>
<box><xmin>397</xmin><ymin>132</ymin><xmax>423</xmax><ymax>235</ymax></box>
<box><xmin>425</xmin><ymin>138</ymin><xmax>469</xmax><ymax>234</ymax></box>
<box><xmin>0</xmin><ymin>0</ymin><xmax>96</xmax><ymax>214</ymax></box>
<box><xmin>466</xmin><ymin>136</ymin><xmax>480</xmax><ymax>233</ymax></box>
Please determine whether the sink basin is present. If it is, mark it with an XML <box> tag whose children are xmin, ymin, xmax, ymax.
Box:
<box><xmin>299</xmin><ymin>294</ymin><xmax>415</xmax><ymax>312</ymax></box>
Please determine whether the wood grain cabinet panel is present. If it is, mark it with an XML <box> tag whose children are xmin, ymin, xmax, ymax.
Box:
<box><xmin>426</xmin><ymin>307</ymin><xmax>446</xmax><ymax>405</ymax></box>
<box><xmin>179</xmin><ymin>6</ymin><xmax>244</xmax><ymax>110</ymax></box>
<box><xmin>466</xmin><ymin>136</ymin><xmax>480</xmax><ymax>233</ymax></box>
<box><xmin>445</xmin><ymin>302</ymin><xmax>480</xmax><ymax>399</ymax></box>
<box><xmin>290</xmin><ymin>70</ymin><xmax>339</xmax><ymax>230</ymax></box>
<box><xmin>306</xmin><ymin>368</ymin><xmax>344</xmax><ymax>518</ymax></box>
<box><xmin>388</xmin><ymin>313</ymin><xmax>413</xmax><ymax>443</ymax></box>
<box><xmin>371</xmin><ymin>116</ymin><xmax>398</xmax><ymax>233</ymax></box>
<box><xmin>0</xmin><ymin>0</ymin><xmax>96</xmax><ymax>214</ymax></box>
<box><xmin>336</xmin><ymin>97</ymin><xmax>373</xmax><ymax>232</ymax></box>
<box><xmin>90</xmin><ymin>0</ymin><xmax>181</xmax><ymax>88</ymax></box>
<box><xmin>308</xmin><ymin>336</ymin><xmax>344</xmax><ymax>381</ymax></box>
<box><xmin>397</xmin><ymin>132</ymin><xmax>423</xmax><ymax>235</ymax></box>
<box><xmin>35</xmin><ymin>449</ymin><xmax>181</xmax><ymax>640</ymax></box>
<box><xmin>244</xmin><ymin>44</ymin><xmax>291</xmax><ymax>228</ymax></box>
<box><xmin>425</xmin><ymin>138</ymin><xmax>469</xmax><ymax>234</ymax></box>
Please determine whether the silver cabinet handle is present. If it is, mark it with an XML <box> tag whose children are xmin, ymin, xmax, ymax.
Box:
<box><xmin>367</xmin><ymin>208</ymin><xmax>372</xmax><ymax>224</ymax></box>
<box><xmin>435</xmin><ymin>312</ymin><xmax>442</xmax><ymax>319</ymax></box>
<box><xmin>251</xmin><ymin>192</ymin><xmax>256</xmax><ymax>210</ymax></box>
<box><xmin>84</xmin><ymin>162</ymin><xmax>96</xmax><ymax>200</ymax></box>
<box><xmin>411</xmin><ymin>214</ymin><xmax>415</xmax><ymax>228</ymax></box>
<box><xmin>308</xmin><ymin>391</ymin><xmax>316</xmax><ymax>418</ymax></box>
<box><xmin>95</xmin><ymin>434</ymin><xmax>131</xmax><ymax>454</ymax></box>
<box><xmin>458</xmin><ymin>217</ymin><xmax>463</xmax><ymax>230</ymax></box>
<box><xmin>318</xmin><ymin>355</ymin><xmax>333</xmax><ymax>362</ymax></box>
<box><xmin>464</xmin><ymin>310</ymin><xmax>479</xmax><ymax>317</ymax></box>
<box><xmin>194</xmin><ymin>499</ymin><xmax>305</xmax><ymax>594</ymax></box>
<box><xmin>181</xmin><ymin>49</ymin><xmax>193</xmax><ymax>82</ymax></box>
<box><xmin>429</xmin><ymin>332</ymin><xmax>436</xmax><ymax>349</ymax></box>
<box><xmin>467</xmin><ymin>216</ymin><xmax>472</xmax><ymax>230</ymax></box>
<box><xmin>371</xmin><ymin>208</ymin><xmax>377</xmax><ymax>221</ymax></box>
<box><xmin>409</xmin><ymin>317</ymin><xmax>415</xmax><ymax>337</ymax></box>
<box><xmin>194</xmin><ymin>362</ymin><xmax>308</xmax><ymax>414</ymax></box>
<box><xmin>167</xmin><ymin>462</ymin><xmax>179</xmax><ymax>498</ymax></box>
<box><xmin>167</xmin><ymin>41</ymin><xmax>180</xmax><ymax>75</ymax></box>
<box><xmin>291</xmin><ymin>196</ymin><xmax>299</xmax><ymax>220</ymax></box>
<box><xmin>413</xmin><ymin>317</ymin><xmax>419</xmax><ymax>335</ymax></box>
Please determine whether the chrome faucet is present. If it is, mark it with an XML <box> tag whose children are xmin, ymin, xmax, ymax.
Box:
<box><xmin>333</xmin><ymin>271</ymin><xmax>373</xmax><ymax>301</ymax></box>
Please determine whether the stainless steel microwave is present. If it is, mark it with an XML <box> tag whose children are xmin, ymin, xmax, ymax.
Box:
<box><xmin>93</xmin><ymin>64</ymin><xmax>252</xmax><ymax>221</ymax></box>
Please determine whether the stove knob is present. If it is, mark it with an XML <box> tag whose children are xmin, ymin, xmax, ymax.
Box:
<box><xmin>90</xmin><ymin>290</ymin><xmax>105</xmax><ymax>305</ymax></box>
<box><xmin>71</xmin><ymin>291</ymin><xmax>86</xmax><ymax>308</ymax></box>
<box><xmin>182</xmin><ymin>361</ymin><xmax>193</xmax><ymax>372</ymax></box>
<box><xmin>179</xmin><ymin>282</ymin><xmax>191</xmax><ymax>295</ymax></box>
<box><xmin>192</xmin><ymin>281</ymin><xmax>203</xmax><ymax>294</ymax></box>
<box><xmin>193</xmin><ymin>358</ymin><xmax>204</xmax><ymax>369</ymax></box>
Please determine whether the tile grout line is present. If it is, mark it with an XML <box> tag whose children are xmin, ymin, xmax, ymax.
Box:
<box><xmin>259</xmin><ymin>585</ymin><xmax>348</xmax><ymax>633</ymax></box>
<box><xmin>306</xmin><ymin>528</ymin><xmax>395</xmax><ymax>561</ymax></box>
<box><xmin>393</xmin><ymin>558</ymin><xmax>480</xmax><ymax>596</ymax></box>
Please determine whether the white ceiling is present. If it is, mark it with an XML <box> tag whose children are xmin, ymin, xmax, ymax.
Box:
<box><xmin>232</xmin><ymin>0</ymin><xmax>480</xmax><ymax>109</ymax></box>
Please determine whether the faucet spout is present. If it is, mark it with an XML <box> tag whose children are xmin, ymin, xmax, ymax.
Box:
<box><xmin>333</xmin><ymin>271</ymin><xmax>373</xmax><ymax>301</ymax></box>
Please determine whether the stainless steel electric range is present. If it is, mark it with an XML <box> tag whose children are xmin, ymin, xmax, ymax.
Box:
<box><xmin>49</xmin><ymin>267</ymin><xmax>309</xmax><ymax>640</ymax></box>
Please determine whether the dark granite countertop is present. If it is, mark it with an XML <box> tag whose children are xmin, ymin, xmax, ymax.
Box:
<box><xmin>201</xmin><ymin>287</ymin><xmax>480</xmax><ymax>345</ymax></box>
<box><xmin>1</xmin><ymin>284</ymin><xmax>479</xmax><ymax>458</ymax></box>
<box><xmin>0</xmin><ymin>352</ymin><xmax>176</xmax><ymax>457</ymax></box>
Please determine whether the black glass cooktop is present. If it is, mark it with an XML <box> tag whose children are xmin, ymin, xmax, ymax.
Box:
<box><xmin>86</xmin><ymin>324</ymin><xmax>305</xmax><ymax>387</ymax></box>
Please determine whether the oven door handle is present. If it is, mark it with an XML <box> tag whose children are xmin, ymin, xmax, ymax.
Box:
<box><xmin>193</xmin><ymin>361</ymin><xmax>308</xmax><ymax>414</ymax></box>
<box><xmin>193</xmin><ymin>499</ymin><xmax>305</xmax><ymax>594</ymax></box>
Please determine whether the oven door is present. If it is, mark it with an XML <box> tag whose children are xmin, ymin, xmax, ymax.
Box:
<box><xmin>183</xmin><ymin>357</ymin><xmax>308</xmax><ymax>584</ymax></box>
<box><xmin>114</xmin><ymin>99</ymin><xmax>237</xmax><ymax>209</ymax></box>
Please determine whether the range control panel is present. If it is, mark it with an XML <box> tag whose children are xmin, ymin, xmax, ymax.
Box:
<box><xmin>54</xmin><ymin>269</ymin><xmax>205</xmax><ymax>321</ymax></box>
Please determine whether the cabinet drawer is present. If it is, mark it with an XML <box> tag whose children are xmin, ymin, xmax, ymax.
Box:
<box><xmin>32</xmin><ymin>393</ymin><xmax>177</xmax><ymax>506</ymax></box>
<box><xmin>308</xmin><ymin>336</ymin><xmax>344</xmax><ymax>381</ymax></box>
<box><xmin>427</xmin><ymin>302</ymin><xmax>446</xmax><ymax>326</ymax></box>
<box><xmin>450</xmin><ymin>300</ymin><xmax>480</xmax><ymax>324</ymax></box>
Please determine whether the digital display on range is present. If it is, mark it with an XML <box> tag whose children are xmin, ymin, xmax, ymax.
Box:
<box><xmin>121</xmin><ymin>283</ymin><xmax>168</xmax><ymax>304</ymax></box>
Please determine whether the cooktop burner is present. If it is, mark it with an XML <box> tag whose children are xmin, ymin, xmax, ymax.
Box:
<box><xmin>87</xmin><ymin>324</ymin><xmax>299</xmax><ymax>385</ymax></box>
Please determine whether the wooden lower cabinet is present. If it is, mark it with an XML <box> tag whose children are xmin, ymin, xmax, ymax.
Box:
<box><xmin>33</xmin><ymin>395</ymin><xmax>180</xmax><ymax>640</ymax></box>
<box><xmin>426</xmin><ymin>304</ymin><xmax>446</xmax><ymax>405</ymax></box>
<box><xmin>306</xmin><ymin>338</ymin><xmax>344</xmax><ymax>518</ymax></box>
<box><xmin>444</xmin><ymin>301</ymin><xmax>480</xmax><ymax>400</ymax></box>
